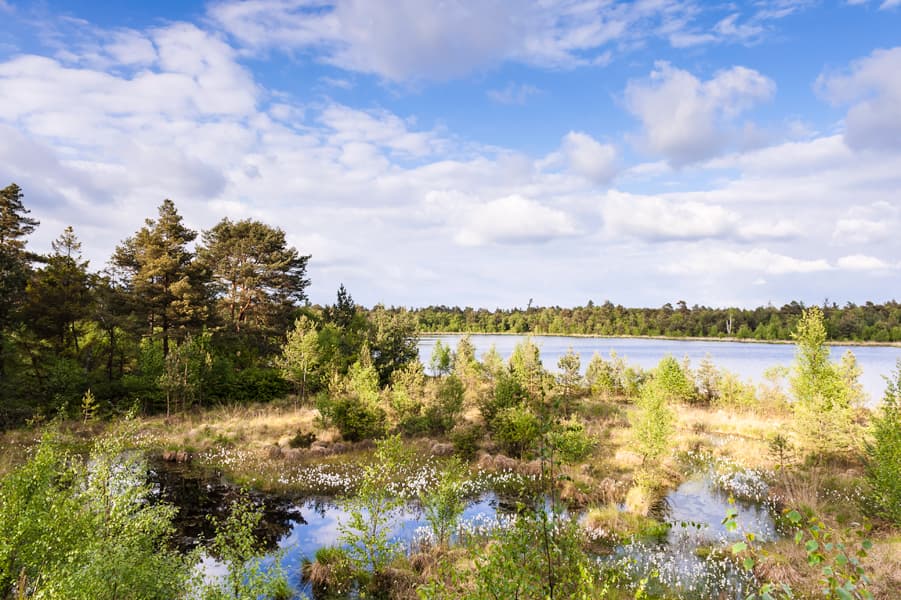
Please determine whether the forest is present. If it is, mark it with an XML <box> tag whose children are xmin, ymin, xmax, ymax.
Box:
<box><xmin>1</xmin><ymin>182</ymin><xmax>901</xmax><ymax>599</ymax></box>
<box><xmin>400</xmin><ymin>301</ymin><xmax>901</xmax><ymax>342</ymax></box>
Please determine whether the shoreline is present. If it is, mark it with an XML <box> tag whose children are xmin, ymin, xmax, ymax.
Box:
<box><xmin>417</xmin><ymin>331</ymin><xmax>901</xmax><ymax>348</ymax></box>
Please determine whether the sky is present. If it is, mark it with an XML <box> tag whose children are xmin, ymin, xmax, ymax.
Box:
<box><xmin>0</xmin><ymin>0</ymin><xmax>900</xmax><ymax>309</ymax></box>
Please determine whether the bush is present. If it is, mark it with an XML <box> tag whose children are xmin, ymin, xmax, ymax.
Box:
<box><xmin>492</xmin><ymin>404</ymin><xmax>541</xmax><ymax>458</ymax></box>
<box><xmin>548</xmin><ymin>418</ymin><xmax>596</xmax><ymax>464</ymax></box>
<box><xmin>425</xmin><ymin>375</ymin><xmax>465</xmax><ymax>435</ymax></box>
<box><xmin>0</xmin><ymin>431</ymin><xmax>192</xmax><ymax>598</ymax></box>
<box><xmin>629</xmin><ymin>379</ymin><xmax>675</xmax><ymax>467</ymax></box>
<box><xmin>318</xmin><ymin>395</ymin><xmax>386</xmax><ymax>442</ymax></box>
<box><xmin>866</xmin><ymin>360</ymin><xmax>901</xmax><ymax>524</ymax></box>
<box><xmin>289</xmin><ymin>430</ymin><xmax>316</xmax><ymax>449</ymax></box>
<box><xmin>652</xmin><ymin>355</ymin><xmax>695</xmax><ymax>404</ymax></box>
<box><xmin>480</xmin><ymin>372</ymin><xmax>526</xmax><ymax>427</ymax></box>
<box><xmin>450</xmin><ymin>423</ymin><xmax>483</xmax><ymax>460</ymax></box>
<box><xmin>229</xmin><ymin>367</ymin><xmax>291</xmax><ymax>404</ymax></box>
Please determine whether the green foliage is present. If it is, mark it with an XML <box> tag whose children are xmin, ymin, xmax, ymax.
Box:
<box><xmin>80</xmin><ymin>388</ymin><xmax>99</xmax><ymax>423</ymax></box>
<box><xmin>419</xmin><ymin>457</ymin><xmax>467</xmax><ymax>547</ymax></box>
<box><xmin>429</xmin><ymin>339</ymin><xmax>453</xmax><ymax>377</ymax></box>
<box><xmin>726</xmin><ymin>507</ymin><xmax>874</xmax><ymax>600</ymax></box>
<box><xmin>339</xmin><ymin>436</ymin><xmax>413</xmax><ymax>576</ymax></box>
<box><xmin>111</xmin><ymin>199</ymin><xmax>207</xmax><ymax>357</ymax></box>
<box><xmin>509</xmin><ymin>337</ymin><xmax>543</xmax><ymax>394</ymax></box>
<box><xmin>229</xmin><ymin>367</ymin><xmax>290</xmax><ymax>404</ymax></box>
<box><xmin>348</xmin><ymin>359</ymin><xmax>380</xmax><ymax>405</ymax></box>
<box><xmin>556</xmin><ymin>348</ymin><xmax>582</xmax><ymax>414</ymax></box>
<box><xmin>865</xmin><ymin>360</ymin><xmax>901</xmax><ymax>524</ymax></box>
<box><xmin>653</xmin><ymin>355</ymin><xmax>695</xmax><ymax>404</ymax></box>
<box><xmin>492</xmin><ymin>404</ymin><xmax>541</xmax><ymax>458</ymax></box>
<box><xmin>277</xmin><ymin>315</ymin><xmax>320</xmax><ymax>403</ymax></box>
<box><xmin>289</xmin><ymin>430</ymin><xmax>316</xmax><ymax>449</ymax></box>
<box><xmin>318</xmin><ymin>394</ymin><xmax>386</xmax><ymax>442</ymax></box>
<box><xmin>425</xmin><ymin>375</ymin><xmax>465</xmax><ymax>435</ymax></box>
<box><xmin>458</xmin><ymin>511</ymin><xmax>598</xmax><ymax>600</ymax></box>
<box><xmin>585</xmin><ymin>352</ymin><xmax>616</xmax><ymax>397</ymax></box>
<box><xmin>715</xmin><ymin>370</ymin><xmax>758</xmax><ymax>411</ymax></box>
<box><xmin>197</xmin><ymin>217</ymin><xmax>309</xmax><ymax>335</ymax></box>
<box><xmin>449</xmin><ymin>422</ymin><xmax>483</xmax><ymax>460</ymax></box>
<box><xmin>0</xmin><ymin>431</ymin><xmax>191</xmax><ymax>599</ymax></box>
<box><xmin>368</xmin><ymin>305</ymin><xmax>420</xmax><ymax>386</ymax></box>
<box><xmin>695</xmin><ymin>354</ymin><xmax>720</xmax><ymax>405</ymax></box>
<box><xmin>480</xmin><ymin>371</ymin><xmax>526</xmax><ymax>427</ymax></box>
<box><xmin>201</xmin><ymin>496</ymin><xmax>291</xmax><ymax>600</ymax></box>
<box><xmin>547</xmin><ymin>418</ymin><xmax>596</xmax><ymax>464</ymax></box>
<box><xmin>790</xmin><ymin>308</ymin><xmax>858</xmax><ymax>457</ymax></box>
<box><xmin>630</xmin><ymin>378</ymin><xmax>675</xmax><ymax>466</ymax></box>
<box><xmin>479</xmin><ymin>344</ymin><xmax>504</xmax><ymax>380</ymax></box>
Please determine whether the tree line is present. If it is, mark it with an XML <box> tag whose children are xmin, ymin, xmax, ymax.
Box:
<box><xmin>0</xmin><ymin>183</ymin><xmax>418</xmax><ymax>427</ymax></box>
<box><xmin>395</xmin><ymin>299</ymin><xmax>901</xmax><ymax>342</ymax></box>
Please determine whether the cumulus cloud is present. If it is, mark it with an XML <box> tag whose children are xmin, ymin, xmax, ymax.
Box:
<box><xmin>437</xmin><ymin>194</ymin><xmax>579</xmax><ymax>247</ymax></box>
<box><xmin>817</xmin><ymin>47</ymin><xmax>901</xmax><ymax>150</ymax></box>
<box><xmin>602</xmin><ymin>191</ymin><xmax>798</xmax><ymax>242</ymax></box>
<box><xmin>832</xmin><ymin>202</ymin><xmax>899</xmax><ymax>244</ymax></box>
<box><xmin>560</xmin><ymin>132</ymin><xmax>618</xmax><ymax>184</ymax></box>
<box><xmin>624</xmin><ymin>62</ymin><xmax>775</xmax><ymax>165</ymax></box>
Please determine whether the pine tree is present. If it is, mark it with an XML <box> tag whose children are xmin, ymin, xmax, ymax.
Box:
<box><xmin>111</xmin><ymin>199</ymin><xmax>207</xmax><ymax>356</ymax></box>
<box><xmin>197</xmin><ymin>218</ymin><xmax>310</xmax><ymax>333</ymax></box>
<box><xmin>25</xmin><ymin>226</ymin><xmax>91</xmax><ymax>353</ymax></box>
<box><xmin>0</xmin><ymin>183</ymin><xmax>39</xmax><ymax>377</ymax></box>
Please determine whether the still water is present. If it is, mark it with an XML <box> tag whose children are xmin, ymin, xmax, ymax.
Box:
<box><xmin>418</xmin><ymin>334</ymin><xmax>901</xmax><ymax>406</ymax></box>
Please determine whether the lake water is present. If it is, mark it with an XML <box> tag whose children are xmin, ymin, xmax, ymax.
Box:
<box><xmin>418</xmin><ymin>334</ymin><xmax>901</xmax><ymax>406</ymax></box>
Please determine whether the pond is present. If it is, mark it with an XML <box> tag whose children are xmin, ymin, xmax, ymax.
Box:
<box><xmin>418</xmin><ymin>334</ymin><xmax>901</xmax><ymax>406</ymax></box>
<box><xmin>151</xmin><ymin>458</ymin><xmax>778</xmax><ymax>599</ymax></box>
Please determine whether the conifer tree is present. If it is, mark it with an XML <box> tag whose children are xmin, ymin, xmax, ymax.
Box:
<box><xmin>197</xmin><ymin>218</ymin><xmax>310</xmax><ymax>333</ymax></box>
<box><xmin>111</xmin><ymin>199</ymin><xmax>207</xmax><ymax>356</ymax></box>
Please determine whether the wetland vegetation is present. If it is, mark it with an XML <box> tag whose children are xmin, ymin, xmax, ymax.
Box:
<box><xmin>1</xmin><ymin>188</ymin><xmax>900</xmax><ymax>598</ymax></box>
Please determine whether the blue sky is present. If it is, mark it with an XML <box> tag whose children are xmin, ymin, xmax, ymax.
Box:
<box><xmin>1</xmin><ymin>0</ymin><xmax>900</xmax><ymax>308</ymax></box>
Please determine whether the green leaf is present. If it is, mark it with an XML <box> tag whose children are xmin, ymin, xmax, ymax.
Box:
<box><xmin>787</xmin><ymin>510</ymin><xmax>802</xmax><ymax>524</ymax></box>
<box><xmin>743</xmin><ymin>557</ymin><xmax>755</xmax><ymax>571</ymax></box>
<box><xmin>732</xmin><ymin>542</ymin><xmax>748</xmax><ymax>554</ymax></box>
<box><xmin>805</xmin><ymin>540</ymin><xmax>819</xmax><ymax>553</ymax></box>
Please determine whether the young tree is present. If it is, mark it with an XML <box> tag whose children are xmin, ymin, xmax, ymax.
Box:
<box><xmin>630</xmin><ymin>378</ymin><xmax>675</xmax><ymax>467</ymax></box>
<box><xmin>866</xmin><ymin>360</ymin><xmax>901</xmax><ymax>525</ymax></box>
<box><xmin>112</xmin><ymin>199</ymin><xmax>207</xmax><ymax>356</ymax></box>
<box><xmin>653</xmin><ymin>355</ymin><xmax>695</xmax><ymax>404</ymax></box>
<box><xmin>277</xmin><ymin>315</ymin><xmax>320</xmax><ymax>406</ymax></box>
<box><xmin>790</xmin><ymin>307</ymin><xmax>857</xmax><ymax>456</ymax></box>
<box><xmin>429</xmin><ymin>339</ymin><xmax>453</xmax><ymax>376</ymax></box>
<box><xmin>198</xmin><ymin>218</ymin><xmax>310</xmax><ymax>334</ymax></box>
<box><xmin>556</xmin><ymin>348</ymin><xmax>582</xmax><ymax>415</ymax></box>
<box><xmin>510</xmin><ymin>337</ymin><xmax>543</xmax><ymax>396</ymax></box>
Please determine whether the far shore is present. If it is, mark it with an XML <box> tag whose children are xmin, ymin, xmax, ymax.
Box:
<box><xmin>418</xmin><ymin>331</ymin><xmax>901</xmax><ymax>348</ymax></box>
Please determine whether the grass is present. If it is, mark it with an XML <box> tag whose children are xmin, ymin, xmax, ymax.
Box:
<box><xmin>584</xmin><ymin>504</ymin><xmax>670</xmax><ymax>545</ymax></box>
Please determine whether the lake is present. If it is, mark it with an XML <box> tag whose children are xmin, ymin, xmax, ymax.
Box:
<box><xmin>418</xmin><ymin>334</ymin><xmax>901</xmax><ymax>406</ymax></box>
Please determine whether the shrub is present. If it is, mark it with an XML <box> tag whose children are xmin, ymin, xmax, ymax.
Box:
<box><xmin>0</xmin><ymin>431</ymin><xmax>191</xmax><ymax>599</ymax></box>
<box><xmin>450</xmin><ymin>423</ymin><xmax>483</xmax><ymax>460</ymax></box>
<box><xmin>318</xmin><ymin>395</ymin><xmax>386</xmax><ymax>442</ymax></box>
<box><xmin>289</xmin><ymin>430</ymin><xmax>316</xmax><ymax>449</ymax></box>
<box><xmin>492</xmin><ymin>404</ymin><xmax>541</xmax><ymax>458</ymax></box>
<box><xmin>548</xmin><ymin>418</ymin><xmax>596</xmax><ymax>464</ymax></box>
<box><xmin>230</xmin><ymin>367</ymin><xmax>291</xmax><ymax>404</ymax></box>
<box><xmin>716</xmin><ymin>370</ymin><xmax>758</xmax><ymax>411</ymax></box>
<box><xmin>866</xmin><ymin>360</ymin><xmax>901</xmax><ymax>525</ymax></box>
<box><xmin>425</xmin><ymin>375</ymin><xmax>465</xmax><ymax>435</ymax></box>
<box><xmin>629</xmin><ymin>379</ymin><xmax>675</xmax><ymax>467</ymax></box>
<box><xmin>420</xmin><ymin>457</ymin><xmax>467</xmax><ymax>547</ymax></box>
<box><xmin>652</xmin><ymin>355</ymin><xmax>695</xmax><ymax>404</ymax></box>
<box><xmin>480</xmin><ymin>372</ymin><xmax>526</xmax><ymax>427</ymax></box>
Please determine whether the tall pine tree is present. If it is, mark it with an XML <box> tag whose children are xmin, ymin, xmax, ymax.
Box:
<box><xmin>0</xmin><ymin>183</ymin><xmax>39</xmax><ymax>378</ymax></box>
<box><xmin>112</xmin><ymin>199</ymin><xmax>207</xmax><ymax>356</ymax></box>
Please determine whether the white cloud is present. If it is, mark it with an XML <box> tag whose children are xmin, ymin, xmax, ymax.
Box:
<box><xmin>560</xmin><ymin>132</ymin><xmax>618</xmax><ymax>184</ymax></box>
<box><xmin>836</xmin><ymin>254</ymin><xmax>894</xmax><ymax>271</ymax></box>
<box><xmin>664</xmin><ymin>248</ymin><xmax>832</xmax><ymax>276</ymax></box>
<box><xmin>624</xmin><ymin>62</ymin><xmax>775</xmax><ymax>165</ymax></box>
<box><xmin>832</xmin><ymin>201</ymin><xmax>899</xmax><ymax>244</ymax></box>
<box><xmin>207</xmin><ymin>0</ymin><xmax>800</xmax><ymax>82</ymax></box>
<box><xmin>817</xmin><ymin>47</ymin><xmax>901</xmax><ymax>150</ymax></box>
<box><xmin>449</xmin><ymin>194</ymin><xmax>578</xmax><ymax>246</ymax></box>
